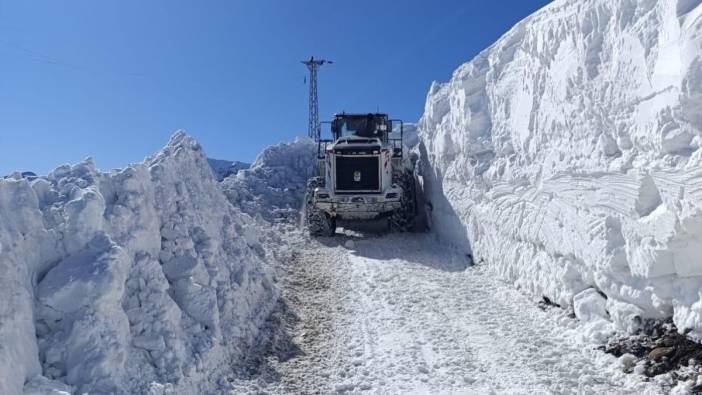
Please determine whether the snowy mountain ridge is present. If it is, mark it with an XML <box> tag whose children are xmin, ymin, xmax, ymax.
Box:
<box><xmin>0</xmin><ymin>132</ymin><xmax>277</xmax><ymax>395</ymax></box>
<box><xmin>420</xmin><ymin>0</ymin><xmax>702</xmax><ymax>338</ymax></box>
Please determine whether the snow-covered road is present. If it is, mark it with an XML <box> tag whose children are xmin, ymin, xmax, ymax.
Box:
<box><xmin>233</xmin><ymin>231</ymin><xmax>662</xmax><ymax>394</ymax></box>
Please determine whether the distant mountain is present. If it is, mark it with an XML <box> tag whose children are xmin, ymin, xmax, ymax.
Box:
<box><xmin>207</xmin><ymin>158</ymin><xmax>250</xmax><ymax>181</ymax></box>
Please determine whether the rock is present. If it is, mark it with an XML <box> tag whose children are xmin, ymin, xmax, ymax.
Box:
<box><xmin>344</xmin><ymin>240</ymin><xmax>355</xmax><ymax>249</ymax></box>
<box><xmin>648</xmin><ymin>346</ymin><xmax>674</xmax><ymax>362</ymax></box>
<box><xmin>646</xmin><ymin>362</ymin><xmax>669</xmax><ymax>377</ymax></box>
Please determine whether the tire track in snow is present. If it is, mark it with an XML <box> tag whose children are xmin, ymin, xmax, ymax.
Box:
<box><xmin>234</xmin><ymin>232</ymin><xmax>662</xmax><ymax>394</ymax></box>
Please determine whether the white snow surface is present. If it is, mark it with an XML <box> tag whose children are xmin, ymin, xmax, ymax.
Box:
<box><xmin>229</xmin><ymin>231</ymin><xmax>662</xmax><ymax>394</ymax></box>
<box><xmin>419</xmin><ymin>0</ymin><xmax>702</xmax><ymax>338</ymax></box>
<box><xmin>0</xmin><ymin>132</ymin><xmax>276</xmax><ymax>395</ymax></box>
<box><xmin>220</xmin><ymin>138</ymin><xmax>317</xmax><ymax>222</ymax></box>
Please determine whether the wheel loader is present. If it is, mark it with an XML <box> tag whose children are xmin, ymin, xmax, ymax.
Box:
<box><xmin>304</xmin><ymin>113</ymin><xmax>417</xmax><ymax>236</ymax></box>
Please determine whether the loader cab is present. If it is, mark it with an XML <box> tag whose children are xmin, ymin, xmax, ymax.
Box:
<box><xmin>318</xmin><ymin>113</ymin><xmax>405</xmax><ymax>161</ymax></box>
<box><xmin>331</xmin><ymin>113</ymin><xmax>390</xmax><ymax>143</ymax></box>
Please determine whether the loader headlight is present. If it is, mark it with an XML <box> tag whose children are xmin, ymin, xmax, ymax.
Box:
<box><xmin>386</xmin><ymin>192</ymin><xmax>398</xmax><ymax>199</ymax></box>
<box><xmin>317</xmin><ymin>192</ymin><xmax>330</xmax><ymax>199</ymax></box>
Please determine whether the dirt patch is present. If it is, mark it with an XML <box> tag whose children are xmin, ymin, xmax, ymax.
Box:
<box><xmin>537</xmin><ymin>296</ymin><xmax>561</xmax><ymax>311</ymax></box>
<box><xmin>227</xmin><ymin>242</ymin><xmax>346</xmax><ymax>394</ymax></box>
<box><xmin>232</xmin><ymin>297</ymin><xmax>304</xmax><ymax>380</ymax></box>
<box><xmin>601</xmin><ymin>319</ymin><xmax>702</xmax><ymax>389</ymax></box>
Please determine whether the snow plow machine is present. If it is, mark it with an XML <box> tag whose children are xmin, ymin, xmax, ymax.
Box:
<box><xmin>304</xmin><ymin>113</ymin><xmax>418</xmax><ymax>236</ymax></box>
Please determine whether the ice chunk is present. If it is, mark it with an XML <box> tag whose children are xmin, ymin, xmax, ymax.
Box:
<box><xmin>573</xmin><ymin>289</ymin><xmax>609</xmax><ymax>323</ymax></box>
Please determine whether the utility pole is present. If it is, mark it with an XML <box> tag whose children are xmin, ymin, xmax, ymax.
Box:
<box><xmin>302</xmin><ymin>56</ymin><xmax>332</xmax><ymax>142</ymax></box>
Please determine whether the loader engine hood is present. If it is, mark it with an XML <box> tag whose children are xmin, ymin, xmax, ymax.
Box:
<box><xmin>332</xmin><ymin>137</ymin><xmax>382</xmax><ymax>155</ymax></box>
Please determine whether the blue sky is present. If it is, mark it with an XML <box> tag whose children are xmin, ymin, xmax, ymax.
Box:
<box><xmin>0</xmin><ymin>0</ymin><xmax>550</xmax><ymax>175</ymax></box>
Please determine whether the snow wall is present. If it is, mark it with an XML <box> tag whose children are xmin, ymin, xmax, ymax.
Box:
<box><xmin>419</xmin><ymin>0</ymin><xmax>702</xmax><ymax>337</ymax></box>
<box><xmin>0</xmin><ymin>132</ymin><xmax>276</xmax><ymax>395</ymax></box>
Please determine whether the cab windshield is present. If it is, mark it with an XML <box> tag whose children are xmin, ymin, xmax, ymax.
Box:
<box><xmin>335</xmin><ymin>117</ymin><xmax>387</xmax><ymax>139</ymax></box>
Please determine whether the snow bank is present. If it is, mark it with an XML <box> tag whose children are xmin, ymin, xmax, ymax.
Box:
<box><xmin>0</xmin><ymin>132</ymin><xmax>276</xmax><ymax>394</ymax></box>
<box><xmin>220</xmin><ymin>138</ymin><xmax>316</xmax><ymax>223</ymax></box>
<box><xmin>419</xmin><ymin>0</ymin><xmax>702</xmax><ymax>337</ymax></box>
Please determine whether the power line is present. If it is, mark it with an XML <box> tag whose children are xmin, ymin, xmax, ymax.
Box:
<box><xmin>0</xmin><ymin>39</ymin><xmax>143</xmax><ymax>77</ymax></box>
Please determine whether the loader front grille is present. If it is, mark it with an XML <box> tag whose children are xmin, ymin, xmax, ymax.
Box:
<box><xmin>335</xmin><ymin>156</ymin><xmax>380</xmax><ymax>192</ymax></box>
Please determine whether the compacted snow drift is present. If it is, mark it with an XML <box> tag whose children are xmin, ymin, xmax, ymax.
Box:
<box><xmin>0</xmin><ymin>132</ymin><xmax>277</xmax><ymax>395</ymax></box>
<box><xmin>419</xmin><ymin>0</ymin><xmax>702</xmax><ymax>340</ymax></box>
<box><xmin>220</xmin><ymin>138</ymin><xmax>317</xmax><ymax>223</ymax></box>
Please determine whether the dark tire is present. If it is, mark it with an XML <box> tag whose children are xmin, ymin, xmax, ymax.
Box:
<box><xmin>389</xmin><ymin>170</ymin><xmax>417</xmax><ymax>232</ymax></box>
<box><xmin>305</xmin><ymin>177</ymin><xmax>336</xmax><ymax>237</ymax></box>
